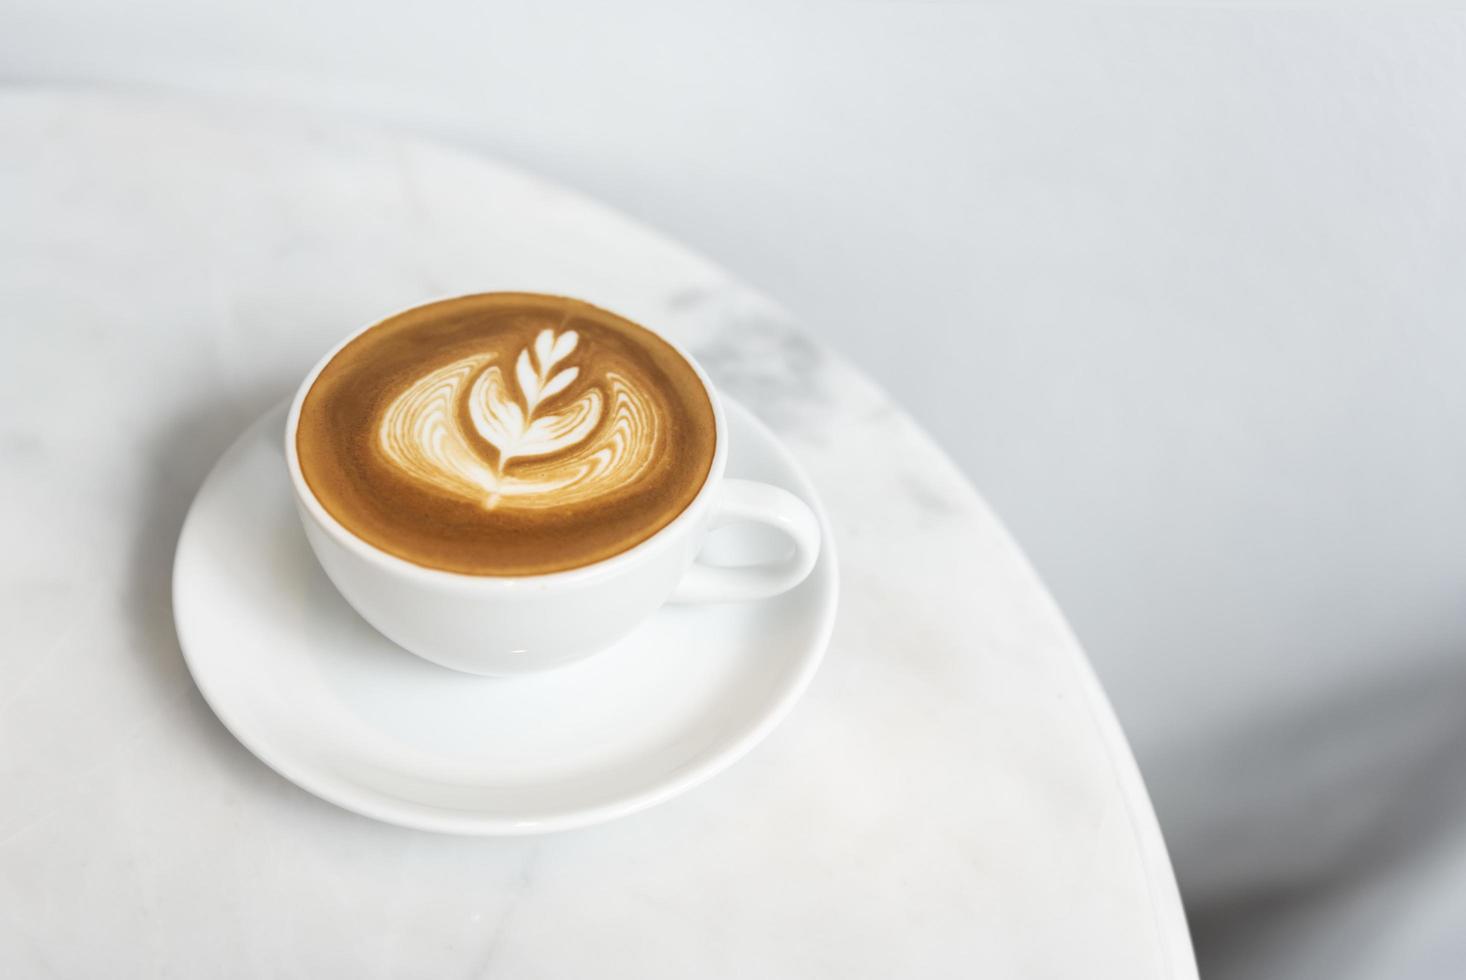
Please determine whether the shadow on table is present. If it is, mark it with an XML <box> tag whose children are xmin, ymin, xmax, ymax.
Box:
<box><xmin>123</xmin><ymin>383</ymin><xmax>293</xmax><ymax>767</ymax></box>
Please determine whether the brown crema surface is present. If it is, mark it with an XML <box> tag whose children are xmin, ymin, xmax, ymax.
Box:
<box><xmin>296</xmin><ymin>293</ymin><xmax>716</xmax><ymax>575</ymax></box>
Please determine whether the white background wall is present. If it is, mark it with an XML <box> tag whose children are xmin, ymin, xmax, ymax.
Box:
<box><xmin>6</xmin><ymin>5</ymin><xmax>1466</xmax><ymax>978</ymax></box>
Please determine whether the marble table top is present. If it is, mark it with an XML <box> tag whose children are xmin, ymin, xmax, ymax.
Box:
<box><xmin>0</xmin><ymin>91</ymin><xmax>1196</xmax><ymax>979</ymax></box>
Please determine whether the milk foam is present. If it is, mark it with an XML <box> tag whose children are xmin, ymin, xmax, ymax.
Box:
<box><xmin>378</xmin><ymin>328</ymin><xmax>657</xmax><ymax>509</ymax></box>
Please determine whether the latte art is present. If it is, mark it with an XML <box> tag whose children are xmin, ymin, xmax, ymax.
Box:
<box><xmin>296</xmin><ymin>294</ymin><xmax>717</xmax><ymax>576</ymax></box>
<box><xmin>379</xmin><ymin>329</ymin><xmax>659</xmax><ymax>510</ymax></box>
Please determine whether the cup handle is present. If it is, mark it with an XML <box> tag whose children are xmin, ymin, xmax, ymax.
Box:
<box><xmin>670</xmin><ymin>478</ymin><xmax>822</xmax><ymax>603</ymax></box>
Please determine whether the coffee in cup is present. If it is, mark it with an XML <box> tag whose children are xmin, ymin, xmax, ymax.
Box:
<box><xmin>286</xmin><ymin>292</ymin><xmax>821</xmax><ymax>675</ymax></box>
<box><xmin>296</xmin><ymin>293</ymin><xmax>717</xmax><ymax>576</ymax></box>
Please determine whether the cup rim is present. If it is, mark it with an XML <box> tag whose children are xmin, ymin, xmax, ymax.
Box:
<box><xmin>283</xmin><ymin>291</ymin><xmax>728</xmax><ymax>593</ymax></box>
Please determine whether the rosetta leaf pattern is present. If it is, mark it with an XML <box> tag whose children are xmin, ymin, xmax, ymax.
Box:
<box><xmin>377</xmin><ymin>328</ymin><xmax>658</xmax><ymax>510</ymax></box>
<box><xmin>468</xmin><ymin>329</ymin><xmax>599</xmax><ymax>469</ymax></box>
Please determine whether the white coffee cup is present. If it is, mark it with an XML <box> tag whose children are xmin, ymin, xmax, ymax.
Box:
<box><xmin>284</xmin><ymin>308</ymin><xmax>822</xmax><ymax>676</ymax></box>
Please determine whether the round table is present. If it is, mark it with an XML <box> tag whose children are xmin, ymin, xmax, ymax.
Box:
<box><xmin>0</xmin><ymin>91</ymin><xmax>1196</xmax><ymax>979</ymax></box>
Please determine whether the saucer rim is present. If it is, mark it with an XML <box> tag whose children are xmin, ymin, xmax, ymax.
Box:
<box><xmin>173</xmin><ymin>397</ymin><xmax>839</xmax><ymax>835</ymax></box>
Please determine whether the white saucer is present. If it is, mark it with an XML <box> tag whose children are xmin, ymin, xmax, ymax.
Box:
<box><xmin>173</xmin><ymin>398</ymin><xmax>837</xmax><ymax>835</ymax></box>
